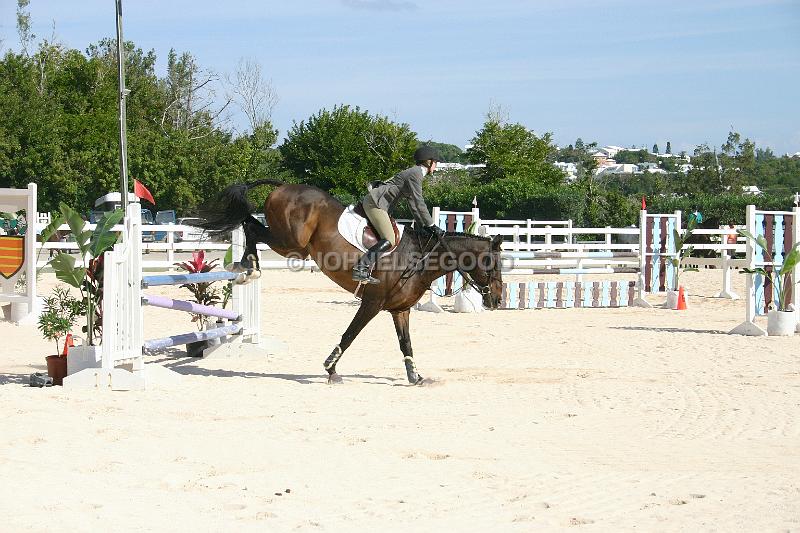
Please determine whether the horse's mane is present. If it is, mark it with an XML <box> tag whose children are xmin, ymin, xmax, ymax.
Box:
<box><xmin>408</xmin><ymin>229</ymin><xmax>492</xmax><ymax>242</ymax></box>
<box><xmin>443</xmin><ymin>231</ymin><xmax>492</xmax><ymax>242</ymax></box>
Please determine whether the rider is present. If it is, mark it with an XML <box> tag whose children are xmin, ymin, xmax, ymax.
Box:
<box><xmin>351</xmin><ymin>145</ymin><xmax>445</xmax><ymax>284</ymax></box>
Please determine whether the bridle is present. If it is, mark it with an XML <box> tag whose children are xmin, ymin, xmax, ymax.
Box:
<box><xmin>425</xmin><ymin>233</ymin><xmax>493</xmax><ymax>296</ymax></box>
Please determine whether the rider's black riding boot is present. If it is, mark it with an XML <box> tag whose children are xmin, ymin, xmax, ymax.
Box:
<box><xmin>352</xmin><ymin>239</ymin><xmax>391</xmax><ymax>284</ymax></box>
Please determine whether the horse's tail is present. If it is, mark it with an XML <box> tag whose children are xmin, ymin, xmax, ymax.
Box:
<box><xmin>198</xmin><ymin>179</ymin><xmax>286</xmax><ymax>232</ymax></box>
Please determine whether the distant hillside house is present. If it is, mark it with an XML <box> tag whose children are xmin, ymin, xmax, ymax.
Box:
<box><xmin>602</xmin><ymin>145</ymin><xmax>627</xmax><ymax>158</ymax></box>
<box><xmin>554</xmin><ymin>161</ymin><xmax>578</xmax><ymax>181</ymax></box>
<box><xmin>589</xmin><ymin>149</ymin><xmax>612</xmax><ymax>166</ymax></box>
<box><xmin>595</xmin><ymin>163</ymin><xmax>639</xmax><ymax>176</ymax></box>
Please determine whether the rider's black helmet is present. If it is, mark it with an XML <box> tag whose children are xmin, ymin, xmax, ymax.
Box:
<box><xmin>414</xmin><ymin>146</ymin><xmax>443</xmax><ymax>164</ymax></box>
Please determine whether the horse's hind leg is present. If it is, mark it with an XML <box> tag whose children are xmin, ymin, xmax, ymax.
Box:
<box><xmin>325</xmin><ymin>300</ymin><xmax>382</xmax><ymax>384</ymax></box>
<box><xmin>391</xmin><ymin>310</ymin><xmax>423</xmax><ymax>385</ymax></box>
<box><xmin>233</xmin><ymin>216</ymin><xmax>272</xmax><ymax>274</ymax></box>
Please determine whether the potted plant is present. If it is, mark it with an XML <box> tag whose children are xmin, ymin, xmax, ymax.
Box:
<box><xmin>454</xmin><ymin>221</ymin><xmax>485</xmax><ymax>313</ymax></box>
<box><xmin>37</xmin><ymin>286</ymin><xmax>83</xmax><ymax>385</ymax></box>
<box><xmin>174</xmin><ymin>250</ymin><xmax>223</xmax><ymax>356</ymax></box>
<box><xmin>738</xmin><ymin>229</ymin><xmax>800</xmax><ymax>336</ymax></box>
<box><xmin>48</xmin><ymin>204</ymin><xmax>124</xmax><ymax>370</ymax></box>
<box><xmin>663</xmin><ymin>216</ymin><xmax>699</xmax><ymax>310</ymax></box>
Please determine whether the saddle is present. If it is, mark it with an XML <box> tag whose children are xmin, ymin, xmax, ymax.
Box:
<box><xmin>353</xmin><ymin>203</ymin><xmax>401</xmax><ymax>251</ymax></box>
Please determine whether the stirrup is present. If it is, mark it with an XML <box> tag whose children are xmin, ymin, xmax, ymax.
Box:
<box><xmin>352</xmin><ymin>267</ymin><xmax>380</xmax><ymax>285</ymax></box>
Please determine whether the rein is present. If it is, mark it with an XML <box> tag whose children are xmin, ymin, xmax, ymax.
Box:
<box><xmin>432</xmin><ymin>234</ymin><xmax>492</xmax><ymax>296</ymax></box>
<box><xmin>406</xmin><ymin>232</ymin><xmax>491</xmax><ymax>296</ymax></box>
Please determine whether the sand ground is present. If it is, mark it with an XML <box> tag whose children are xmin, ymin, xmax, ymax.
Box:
<box><xmin>1</xmin><ymin>267</ymin><xmax>798</xmax><ymax>532</ymax></box>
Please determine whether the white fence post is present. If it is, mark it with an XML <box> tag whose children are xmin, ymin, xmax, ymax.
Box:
<box><xmin>794</xmin><ymin>206</ymin><xmax>800</xmax><ymax>332</ymax></box>
<box><xmin>730</xmin><ymin>205</ymin><xmax>767</xmax><ymax>336</ymax></box>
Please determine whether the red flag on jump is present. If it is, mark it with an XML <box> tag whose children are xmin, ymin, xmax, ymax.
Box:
<box><xmin>134</xmin><ymin>179</ymin><xmax>156</xmax><ymax>206</ymax></box>
<box><xmin>641</xmin><ymin>196</ymin><xmax>647</xmax><ymax>210</ymax></box>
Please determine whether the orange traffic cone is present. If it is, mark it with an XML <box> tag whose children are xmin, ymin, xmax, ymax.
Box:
<box><xmin>61</xmin><ymin>333</ymin><xmax>74</xmax><ymax>356</ymax></box>
<box><xmin>676</xmin><ymin>286</ymin><xmax>687</xmax><ymax>310</ymax></box>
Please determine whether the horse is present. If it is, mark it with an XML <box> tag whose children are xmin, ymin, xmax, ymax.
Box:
<box><xmin>200</xmin><ymin>179</ymin><xmax>504</xmax><ymax>385</ymax></box>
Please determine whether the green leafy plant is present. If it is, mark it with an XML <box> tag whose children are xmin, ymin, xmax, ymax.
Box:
<box><xmin>37</xmin><ymin>286</ymin><xmax>84</xmax><ymax>356</ymax></box>
<box><xmin>37</xmin><ymin>212</ymin><xmax>66</xmax><ymax>268</ymax></box>
<box><xmin>738</xmin><ymin>230</ymin><xmax>800</xmax><ymax>312</ymax></box>
<box><xmin>48</xmin><ymin>204</ymin><xmax>124</xmax><ymax>345</ymax></box>
<box><xmin>665</xmin><ymin>216</ymin><xmax>699</xmax><ymax>291</ymax></box>
<box><xmin>220</xmin><ymin>246</ymin><xmax>234</xmax><ymax>309</ymax></box>
<box><xmin>175</xmin><ymin>250</ymin><xmax>222</xmax><ymax>329</ymax></box>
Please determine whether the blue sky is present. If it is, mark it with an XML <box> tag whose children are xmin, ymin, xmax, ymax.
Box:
<box><xmin>1</xmin><ymin>0</ymin><xmax>799</xmax><ymax>155</ymax></box>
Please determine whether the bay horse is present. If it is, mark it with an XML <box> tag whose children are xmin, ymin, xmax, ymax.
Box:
<box><xmin>200</xmin><ymin>179</ymin><xmax>504</xmax><ymax>385</ymax></box>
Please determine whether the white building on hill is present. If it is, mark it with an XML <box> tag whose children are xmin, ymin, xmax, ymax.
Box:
<box><xmin>595</xmin><ymin>163</ymin><xmax>639</xmax><ymax>176</ymax></box>
<box><xmin>554</xmin><ymin>162</ymin><xmax>578</xmax><ymax>181</ymax></box>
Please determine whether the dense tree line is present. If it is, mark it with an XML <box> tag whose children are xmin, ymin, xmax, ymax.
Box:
<box><xmin>1</xmin><ymin>32</ymin><xmax>798</xmax><ymax>229</ymax></box>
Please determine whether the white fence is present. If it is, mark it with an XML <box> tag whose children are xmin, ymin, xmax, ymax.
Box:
<box><xmin>30</xmin><ymin>207</ymin><xmax>757</xmax><ymax>302</ymax></box>
<box><xmin>32</xmin><ymin>221</ymin><xmax>316</xmax><ymax>271</ymax></box>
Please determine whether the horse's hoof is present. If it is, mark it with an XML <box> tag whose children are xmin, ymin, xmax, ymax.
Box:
<box><xmin>327</xmin><ymin>373</ymin><xmax>344</xmax><ymax>385</ymax></box>
<box><xmin>407</xmin><ymin>374</ymin><xmax>424</xmax><ymax>386</ymax></box>
<box><xmin>226</xmin><ymin>262</ymin><xmax>248</xmax><ymax>273</ymax></box>
<box><xmin>246</xmin><ymin>269</ymin><xmax>262</xmax><ymax>281</ymax></box>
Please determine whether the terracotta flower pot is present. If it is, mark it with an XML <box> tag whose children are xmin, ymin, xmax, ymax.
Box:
<box><xmin>45</xmin><ymin>355</ymin><xmax>68</xmax><ymax>386</ymax></box>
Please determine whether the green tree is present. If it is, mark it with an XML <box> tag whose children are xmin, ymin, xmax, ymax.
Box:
<box><xmin>683</xmin><ymin>131</ymin><xmax>757</xmax><ymax>195</ymax></box>
<box><xmin>666</xmin><ymin>141</ymin><xmax>672</xmax><ymax>154</ymax></box>
<box><xmin>279</xmin><ymin>105</ymin><xmax>417</xmax><ymax>200</ymax></box>
<box><xmin>653</xmin><ymin>143</ymin><xmax>659</xmax><ymax>154</ymax></box>
<box><xmin>466</xmin><ymin>116</ymin><xmax>562</xmax><ymax>186</ymax></box>
<box><xmin>16</xmin><ymin>0</ymin><xmax>34</xmax><ymax>56</ymax></box>
<box><xmin>420</xmin><ymin>141</ymin><xmax>466</xmax><ymax>163</ymax></box>
<box><xmin>756</xmin><ymin>147</ymin><xmax>775</xmax><ymax>161</ymax></box>
<box><xmin>614</xmin><ymin>149</ymin><xmax>656</xmax><ymax>165</ymax></box>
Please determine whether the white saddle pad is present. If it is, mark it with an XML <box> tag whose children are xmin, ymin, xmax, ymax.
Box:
<box><xmin>337</xmin><ymin>205</ymin><xmax>404</xmax><ymax>253</ymax></box>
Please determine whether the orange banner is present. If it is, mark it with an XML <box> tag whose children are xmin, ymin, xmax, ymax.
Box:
<box><xmin>0</xmin><ymin>236</ymin><xmax>25</xmax><ymax>279</ymax></box>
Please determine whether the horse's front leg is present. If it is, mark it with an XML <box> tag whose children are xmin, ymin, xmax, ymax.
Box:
<box><xmin>391</xmin><ymin>309</ymin><xmax>423</xmax><ymax>385</ymax></box>
<box><xmin>325</xmin><ymin>300</ymin><xmax>382</xmax><ymax>384</ymax></box>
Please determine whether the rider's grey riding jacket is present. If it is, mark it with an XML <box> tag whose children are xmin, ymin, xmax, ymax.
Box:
<box><xmin>364</xmin><ymin>164</ymin><xmax>435</xmax><ymax>228</ymax></box>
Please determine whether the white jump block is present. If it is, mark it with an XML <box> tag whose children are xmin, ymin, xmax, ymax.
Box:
<box><xmin>63</xmin><ymin>364</ymin><xmax>180</xmax><ymax>391</ymax></box>
<box><xmin>729</xmin><ymin>321</ymin><xmax>768</xmax><ymax>336</ymax></box>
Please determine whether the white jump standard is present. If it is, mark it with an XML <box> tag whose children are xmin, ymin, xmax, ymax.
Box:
<box><xmin>64</xmin><ymin>203</ymin><xmax>284</xmax><ymax>390</ymax></box>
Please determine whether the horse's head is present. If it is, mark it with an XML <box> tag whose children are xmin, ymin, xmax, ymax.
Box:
<box><xmin>465</xmin><ymin>234</ymin><xmax>504</xmax><ymax>310</ymax></box>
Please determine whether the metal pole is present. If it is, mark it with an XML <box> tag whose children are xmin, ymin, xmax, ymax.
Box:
<box><xmin>115</xmin><ymin>0</ymin><xmax>130</xmax><ymax>212</ymax></box>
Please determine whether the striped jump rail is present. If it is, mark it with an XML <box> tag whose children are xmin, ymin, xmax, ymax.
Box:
<box><xmin>142</xmin><ymin>294</ymin><xmax>242</xmax><ymax>322</ymax></box>
<box><xmin>497</xmin><ymin>210</ymin><xmax>680</xmax><ymax>310</ymax></box>
<box><xmin>505</xmin><ymin>251</ymin><xmax>639</xmax><ymax>259</ymax></box>
<box><xmin>139</xmin><ymin>270</ymin><xmax>255</xmax><ymax>353</ymax></box>
<box><xmin>144</xmin><ymin>324</ymin><xmax>243</xmax><ymax>352</ymax></box>
<box><xmin>507</xmin><ymin>267</ymin><xmax>639</xmax><ymax>276</ymax></box>
<box><xmin>142</xmin><ymin>270</ymin><xmax>248</xmax><ymax>288</ymax></box>
<box><xmin>501</xmin><ymin>280</ymin><xmax>639</xmax><ymax>309</ymax></box>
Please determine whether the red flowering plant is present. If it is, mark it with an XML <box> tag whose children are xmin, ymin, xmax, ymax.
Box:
<box><xmin>174</xmin><ymin>250</ymin><xmax>222</xmax><ymax>330</ymax></box>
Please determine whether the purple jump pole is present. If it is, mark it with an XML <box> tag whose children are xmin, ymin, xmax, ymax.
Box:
<box><xmin>143</xmin><ymin>324</ymin><xmax>242</xmax><ymax>352</ymax></box>
<box><xmin>142</xmin><ymin>294</ymin><xmax>241</xmax><ymax>321</ymax></box>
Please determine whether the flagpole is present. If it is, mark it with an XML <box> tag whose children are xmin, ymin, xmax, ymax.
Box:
<box><xmin>115</xmin><ymin>0</ymin><xmax>130</xmax><ymax>213</ymax></box>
